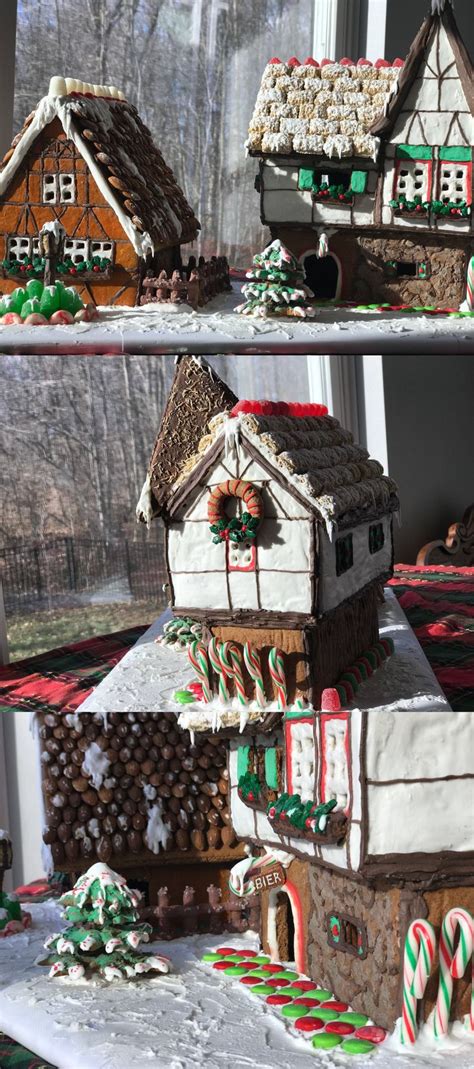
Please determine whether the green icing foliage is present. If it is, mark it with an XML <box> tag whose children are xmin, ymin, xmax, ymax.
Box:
<box><xmin>210</xmin><ymin>512</ymin><xmax>260</xmax><ymax>545</ymax></box>
<box><xmin>237</xmin><ymin>745</ymin><xmax>251</xmax><ymax>779</ymax></box>
<box><xmin>267</xmin><ymin>793</ymin><xmax>337</xmax><ymax>833</ymax></box>
<box><xmin>238</xmin><ymin>771</ymin><xmax>262</xmax><ymax>802</ymax></box>
<box><xmin>264</xmin><ymin>747</ymin><xmax>279</xmax><ymax>790</ymax></box>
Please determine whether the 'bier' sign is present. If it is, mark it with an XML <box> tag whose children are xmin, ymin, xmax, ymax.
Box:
<box><xmin>253</xmin><ymin>863</ymin><xmax>286</xmax><ymax>893</ymax></box>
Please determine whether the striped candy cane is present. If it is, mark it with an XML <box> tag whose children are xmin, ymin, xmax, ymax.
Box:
<box><xmin>434</xmin><ymin>907</ymin><xmax>473</xmax><ymax>1039</ymax></box>
<box><xmin>268</xmin><ymin>647</ymin><xmax>287</xmax><ymax>710</ymax></box>
<box><xmin>188</xmin><ymin>641</ymin><xmax>212</xmax><ymax>703</ymax></box>
<box><xmin>220</xmin><ymin>642</ymin><xmax>247</xmax><ymax>708</ymax></box>
<box><xmin>401</xmin><ymin>919</ymin><xmax>437</xmax><ymax>1045</ymax></box>
<box><xmin>208</xmin><ymin>637</ymin><xmax>229</xmax><ymax>702</ymax></box>
<box><xmin>466</xmin><ymin>256</ymin><xmax>474</xmax><ymax>312</ymax></box>
<box><xmin>243</xmin><ymin>642</ymin><xmax>266</xmax><ymax>707</ymax></box>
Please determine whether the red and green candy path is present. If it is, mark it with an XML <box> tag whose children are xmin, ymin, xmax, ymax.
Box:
<box><xmin>201</xmin><ymin>946</ymin><xmax>387</xmax><ymax>1056</ymax></box>
<box><xmin>321</xmin><ymin>637</ymin><xmax>394</xmax><ymax>710</ymax></box>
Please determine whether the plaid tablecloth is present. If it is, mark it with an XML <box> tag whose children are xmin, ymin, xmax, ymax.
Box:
<box><xmin>0</xmin><ymin>568</ymin><xmax>472</xmax><ymax>1067</ymax></box>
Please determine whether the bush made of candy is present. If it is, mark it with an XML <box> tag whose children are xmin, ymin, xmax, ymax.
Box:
<box><xmin>0</xmin><ymin>279</ymin><xmax>98</xmax><ymax>325</ymax></box>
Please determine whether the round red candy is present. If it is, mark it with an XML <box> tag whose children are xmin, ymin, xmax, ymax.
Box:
<box><xmin>239</xmin><ymin>962</ymin><xmax>259</xmax><ymax>970</ymax></box>
<box><xmin>213</xmin><ymin>960</ymin><xmax>233</xmax><ymax>969</ymax></box>
<box><xmin>295</xmin><ymin>1017</ymin><xmax>324</xmax><ymax>1032</ymax></box>
<box><xmin>320</xmin><ymin>1001</ymin><xmax>349</xmax><ymax>1012</ymax></box>
<box><xmin>240</xmin><ymin>975</ymin><xmax>258</xmax><ymax>985</ymax></box>
<box><xmin>293</xmin><ymin>997</ymin><xmax>321</xmax><ymax>1007</ymax></box>
<box><xmin>266</xmin><ymin>994</ymin><xmax>293</xmax><ymax>1006</ymax></box>
<box><xmin>260</xmin><ymin>964</ymin><xmax>283</xmax><ymax>973</ymax></box>
<box><xmin>287</xmin><ymin>981</ymin><xmax>318</xmax><ymax>992</ymax></box>
<box><xmin>326</xmin><ymin>1021</ymin><xmax>355</xmax><ymax>1036</ymax></box>
<box><xmin>233</xmin><ymin>950</ymin><xmax>257</xmax><ymax>958</ymax></box>
<box><xmin>216</xmin><ymin>948</ymin><xmax>236</xmax><ymax>955</ymax></box>
<box><xmin>355</xmin><ymin>1026</ymin><xmax>387</xmax><ymax>1044</ymax></box>
<box><xmin>267</xmin><ymin>977</ymin><xmax>290</xmax><ymax>988</ymax></box>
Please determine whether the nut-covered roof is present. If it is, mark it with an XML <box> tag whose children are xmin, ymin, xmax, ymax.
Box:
<box><xmin>246</xmin><ymin>56</ymin><xmax>403</xmax><ymax>160</ymax></box>
<box><xmin>39</xmin><ymin>709</ymin><xmax>240</xmax><ymax>871</ymax></box>
<box><xmin>0</xmin><ymin>85</ymin><xmax>200</xmax><ymax>256</ymax></box>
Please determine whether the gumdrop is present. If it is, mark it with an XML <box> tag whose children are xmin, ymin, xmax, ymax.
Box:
<box><xmin>9</xmin><ymin>287</ymin><xmax>28</xmax><ymax>314</ymax></box>
<box><xmin>26</xmin><ymin>278</ymin><xmax>44</xmax><ymax>300</ymax></box>
<box><xmin>20</xmin><ymin>297</ymin><xmax>41</xmax><ymax>319</ymax></box>
<box><xmin>40</xmin><ymin>284</ymin><xmax>61</xmax><ymax>319</ymax></box>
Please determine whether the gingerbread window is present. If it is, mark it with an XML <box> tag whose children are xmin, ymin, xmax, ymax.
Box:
<box><xmin>327</xmin><ymin>911</ymin><xmax>368</xmax><ymax>959</ymax></box>
<box><xmin>90</xmin><ymin>240</ymin><xmax>114</xmax><ymax>264</ymax></box>
<box><xmin>42</xmin><ymin>173</ymin><xmax>76</xmax><ymax>204</ymax></box>
<box><xmin>438</xmin><ymin>162</ymin><xmax>470</xmax><ymax>205</ymax></box>
<box><xmin>335</xmin><ymin>533</ymin><xmax>353</xmax><ymax>576</ymax></box>
<box><xmin>63</xmin><ymin>239</ymin><xmax>88</xmax><ymax>264</ymax></box>
<box><xmin>369</xmin><ymin>522</ymin><xmax>384</xmax><ymax>554</ymax></box>
<box><xmin>394</xmin><ymin>159</ymin><xmax>431</xmax><ymax>202</ymax></box>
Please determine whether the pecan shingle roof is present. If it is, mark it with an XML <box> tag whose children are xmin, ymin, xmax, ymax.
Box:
<box><xmin>0</xmin><ymin>83</ymin><xmax>200</xmax><ymax>255</ymax></box>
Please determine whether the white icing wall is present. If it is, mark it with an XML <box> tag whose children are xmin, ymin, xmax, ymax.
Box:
<box><xmin>261</xmin><ymin>161</ymin><xmax>376</xmax><ymax>229</ymax></box>
<box><xmin>318</xmin><ymin>516</ymin><xmax>393</xmax><ymax>613</ymax></box>
<box><xmin>170</xmin><ymin>444</ymin><xmax>313</xmax><ymax>613</ymax></box>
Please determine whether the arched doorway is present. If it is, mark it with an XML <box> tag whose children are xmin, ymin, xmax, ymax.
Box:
<box><xmin>302</xmin><ymin>252</ymin><xmax>341</xmax><ymax>300</ymax></box>
<box><xmin>266</xmin><ymin>881</ymin><xmax>305</xmax><ymax>974</ymax></box>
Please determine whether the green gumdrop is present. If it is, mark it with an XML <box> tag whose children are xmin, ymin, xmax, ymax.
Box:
<box><xmin>173</xmin><ymin>690</ymin><xmax>195</xmax><ymax>704</ymax></box>
<box><xmin>202</xmin><ymin>952</ymin><xmax>224</xmax><ymax>962</ymax></box>
<box><xmin>223</xmin><ymin>965</ymin><xmax>249</xmax><ymax>975</ymax></box>
<box><xmin>26</xmin><ymin>278</ymin><xmax>44</xmax><ymax>299</ymax></box>
<box><xmin>252</xmin><ymin>956</ymin><xmax>270</xmax><ymax>964</ymax></box>
<box><xmin>20</xmin><ymin>297</ymin><xmax>41</xmax><ymax>319</ymax></box>
<box><xmin>271</xmin><ymin>971</ymin><xmax>298</xmax><ymax>981</ymax></box>
<box><xmin>0</xmin><ymin>296</ymin><xmax>13</xmax><ymax>316</ymax></box>
<box><xmin>341</xmin><ymin>1038</ymin><xmax>375</xmax><ymax>1055</ymax></box>
<box><xmin>312</xmin><ymin>1033</ymin><xmax>343</xmax><ymax>1049</ymax></box>
<box><xmin>308</xmin><ymin>1007</ymin><xmax>340</xmax><ymax>1021</ymax></box>
<box><xmin>280</xmin><ymin>1004</ymin><xmax>309</xmax><ymax>1019</ymax></box>
<box><xmin>9</xmin><ymin>287</ymin><xmax>27</xmax><ymax>313</ymax></box>
<box><xmin>63</xmin><ymin>286</ymin><xmax>83</xmax><ymax>314</ymax></box>
<box><xmin>250</xmin><ymin>984</ymin><xmax>275</xmax><ymax>996</ymax></box>
<box><xmin>303</xmin><ymin>988</ymin><xmax>333</xmax><ymax>1002</ymax></box>
<box><xmin>40</xmin><ymin>284</ymin><xmax>60</xmax><ymax>318</ymax></box>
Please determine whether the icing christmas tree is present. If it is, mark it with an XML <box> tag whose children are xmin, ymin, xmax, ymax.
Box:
<box><xmin>237</xmin><ymin>239</ymin><xmax>316</xmax><ymax>318</ymax></box>
<box><xmin>39</xmin><ymin>862</ymin><xmax>170</xmax><ymax>982</ymax></box>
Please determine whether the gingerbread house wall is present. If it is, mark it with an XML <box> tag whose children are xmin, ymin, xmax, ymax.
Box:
<box><xmin>0</xmin><ymin>118</ymin><xmax>141</xmax><ymax>306</ymax></box>
<box><xmin>260</xmin><ymin>159</ymin><xmax>378</xmax><ymax>231</ymax></box>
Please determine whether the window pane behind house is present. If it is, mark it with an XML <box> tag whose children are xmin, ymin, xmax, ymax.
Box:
<box><xmin>15</xmin><ymin>0</ymin><xmax>315</xmax><ymax>267</ymax></box>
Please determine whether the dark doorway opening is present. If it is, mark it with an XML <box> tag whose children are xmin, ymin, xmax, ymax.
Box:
<box><xmin>276</xmin><ymin>890</ymin><xmax>295</xmax><ymax>964</ymax></box>
<box><xmin>303</xmin><ymin>254</ymin><xmax>339</xmax><ymax>299</ymax></box>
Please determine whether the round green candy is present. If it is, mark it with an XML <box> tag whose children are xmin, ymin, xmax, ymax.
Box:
<box><xmin>303</xmin><ymin>988</ymin><xmax>333</xmax><ymax>1002</ymax></box>
<box><xmin>271</xmin><ymin>970</ymin><xmax>297</xmax><ymax>980</ymax></box>
<box><xmin>341</xmin><ymin>1038</ymin><xmax>375</xmax><ymax>1055</ymax></box>
<box><xmin>173</xmin><ymin>689</ymin><xmax>195</xmax><ymax>704</ymax></box>
<box><xmin>312</xmin><ymin>1033</ymin><xmax>343</xmax><ymax>1050</ymax></box>
<box><xmin>338</xmin><ymin>1012</ymin><xmax>369</xmax><ymax>1026</ymax></box>
<box><xmin>250</xmin><ymin>969</ymin><xmax>274</xmax><ymax>979</ymax></box>
<box><xmin>280</xmin><ymin>1004</ymin><xmax>309</xmax><ymax>1019</ymax></box>
<box><xmin>308</xmin><ymin>1007</ymin><xmax>340</xmax><ymax>1021</ymax></box>
<box><xmin>224</xmin><ymin>965</ymin><xmax>250</xmax><ymax>975</ymax></box>
<box><xmin>251</xmin><ymin>983</ymin><xmax>275</xmax><ymax>996</ymax></box>
<box><xmin>253</xmin><ymin>956</ymin><xmax>270</xmax><ymax>964</ymax></box>
<box><xmin>201</xmin><ymin>953</ymin><xmax>223</xmax><ymax>962</ymax></box>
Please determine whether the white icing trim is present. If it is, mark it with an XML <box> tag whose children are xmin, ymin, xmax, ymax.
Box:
<box><xmin>136</xmin><ymin>474</ymin><xmax>155</xmax><ymax>527</ymax></box>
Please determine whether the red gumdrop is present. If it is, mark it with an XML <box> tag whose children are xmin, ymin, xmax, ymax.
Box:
<box><xmin>287</xmin><ymin>56</ymin><xmax>301</xmax><ymax>66</ymax></box>
<box><xmin>230</xmin><ymin>400</ymin><xmax>252</xmax><ymax>415</ymax></box>
<box><xmin>320</xmin><ymin>1001</ymin><xmax>349</xmax><ymax>1012</ymax></box>
<box><xmin>321</xmin><ymin>58</ymin><xmax>333</xmax><ymax>66</ymax></box>
<box><xmin>303</xmin><ymin>57</ymin><xmax>319</xmax><ymax>66</ymax></box>
<box><xmin>216</xmin><ymin>947</ymin><xmax>236</xmax><ymax>955</ymax></box>
<box><xmin>260</xmin><ymin>400</ymin><xmax>275</xmax><ymax>415</ymax></box>
<box><xmin>213</xmin><ymin>960</ymin><xmax>233</xmax><ymax>969</ymax></box>
<box><xmin>392</xmin><ymin>57</ymin><xmax>405</xmax><ymax>67</ymax></box>
<box><xmin>326</xmin><ymin>1021</ymin><xmax>355</xmax><ymax>1035</ymax></box>
<box><xmin>357</xmin><ymin>57</ymin><xmax>372</xmax><ymax>66</ymax></box>
<box><xmin>272</xmin><ymin>401</ymin><xmax>290</xmax><ymax>415</ymax></box>
<box><xmin>295</xmin><ymin>1017</ymin><xmax>324</xmax><ymax>1032</ymax></box>
<box><xmin>267</xmin><ymin>977</ymin><xmax>291</xmax><ymax>988</ymax></box>
<box><xmin>355</xmin><ymin>1026</ymin><xmax>387</xmax><ymax>1044</ymax></box>
<box><xmin>268</xmin><ymin>57</ymin><xmax>282</xmax><ymax>64</ymax></box>
<box><xmin>261</xmin><ymin>963</ymin><xmax>284</xmax><ymax>973</ymax></box>
<box><xmin>293</xmin><ymin>996</ymin><xmax>321</xmax><ymax>1006</ymax></box>
<box><xmin>240</xmin><ymin>975</ymin><xmax>258</xmax><ymax>984</ymax></box>
<box><xmin>239</xmin><ymin>962</ymin><xmax>259</xmax><ymax>970</ymax></box>
<box><xmin>266</xmin><ymin>994</ymin><xmax>293</xmax><ymax>1005</ymax></box>
<box><xmin>233</xmin><ymin>950</ymin><xmax>257</xmax><ymax>958</ymax></box>
<box><xmin>320</xmin><ymin>688</ymin><xmax>342</xmax><ymax>712</ymax></box>
<box><xmin>287</xmin><ymin>981</ymin><xmax>318</xmax><ymax>992</ymax></box>
<box><xmin>374</xmin><ymin>58</ymin><xmax>390</xmax><ymax>68</ymax></box>
<box><xmin>340</xmin><ymin>57</ymin><xmax>354</xmax><ymax>66</ymax></box>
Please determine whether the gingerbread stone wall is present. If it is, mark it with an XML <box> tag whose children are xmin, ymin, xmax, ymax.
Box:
<box><xmin>306</xmin><ymin>865</ymin><xmax>403</xmax><ymax>1030</ymax></box>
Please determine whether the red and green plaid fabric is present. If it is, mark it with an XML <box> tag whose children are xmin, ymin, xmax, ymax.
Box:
<box><xmin>0</xmin><ymin>625</ymin><xmax>147</xmax><ymax>714</ymax></box>
<box><xmin>389</xmin><ymin>564</ymin><xmax>474</xmax><ymax>710</ymax></box>
<box><xmin>0</xmin><ymin>1031</ymin><xmax>55</xmax><ymax>1068</ymax></box>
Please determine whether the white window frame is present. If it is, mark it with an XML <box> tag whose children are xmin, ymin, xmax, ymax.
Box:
<box><xmin>6</xmin><ymin>234</ymin><xmax>40</xmax><ymax>261</ymax></box>
<box><xmin>438</xmin><ymin>160</ymin><xmax>470</xmax><ymax>204</ymax></box>
<box><xmin>43</xmin><ymin>172</ymin><xmax>76</xmax><ymax>205</ymax></box>
<box><xmin>394</xmin><ymin>159</ymin><xmax>432</xmax><ymax>202</ymax></box>
<box><xmin>90</xmin><ymin>240</ymin><xmax>114</xmax><ymax>263</ymax></box>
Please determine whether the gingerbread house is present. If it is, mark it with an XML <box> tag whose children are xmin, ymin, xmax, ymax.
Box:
<box><xmin>246</xmin><ymin>0</ymin><xmax>473</xmax><ymax>308</ymax></box>
<box><xmin>0</xmin><ymin>78</ymin><xmax>200</xmax><ymax>307</ymax></box>
<box><xmin>138</xmin><ymin>355</ymin><xmax>399</xmax><ymax>723</ymax></box>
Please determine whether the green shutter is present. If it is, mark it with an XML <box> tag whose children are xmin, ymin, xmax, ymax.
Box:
<box><xmin>396</xmin><ymin>145</ymin><xmax>433</xmax><ymax>160</ymax></box>
<box><xmin>439</xmin><ymin>146</ymin><xmax>471</xmax><ymax>162</ymax></box>
<box><xmin>264</xmin><ymin>748</ymin><xmax>279</xmax><ymax>791</ymax></box>
<box><xmin>237</xmin><ymin>745</ymin><xmax>250</xmax><ymax>779</ymax></box>
<box><xmin>299</xmin><ymin>167</ymin><xmax>315</xmax><ymax>191</ymax></box>
<box><xmin>350</xmin><ymin>170</ymin><xmax>368</xmax><ymax>194</ymax></box>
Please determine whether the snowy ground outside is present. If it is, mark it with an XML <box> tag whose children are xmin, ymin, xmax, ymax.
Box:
<box><xmin>0</xmin><ymin>901</ymin><xmax>473</xmax><ymax>1069</ymax></box>
<box><xmin>0</xmin><ymin>286</ymin><xmax>473</xmax><ymax>354</ymax></box>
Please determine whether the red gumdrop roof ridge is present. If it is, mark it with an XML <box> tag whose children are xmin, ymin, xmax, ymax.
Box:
<box><xmin>267</xmin><ymin>56</ymin><xmax>405</xmax><ymax>68</ymax></box>
<box><xmin>230</xmin><ymin>400</ymin><xmax>329</xmax><ymax>418</ymax></box>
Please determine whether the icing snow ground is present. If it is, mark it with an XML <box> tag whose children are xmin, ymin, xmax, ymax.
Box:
<box><xmin>0</xmin><ymin>902</ymin><xmax>473</xmax><ymax>1069</ymax></box>
<box><xmin>0</xmin><ymin>286</ymin><xmax>473</xmax><ymax>354</ymax></box>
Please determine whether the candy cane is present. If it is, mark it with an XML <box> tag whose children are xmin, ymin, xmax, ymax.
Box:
<box><xmin>220</xmin><ymin>642</ymin><xmax>247</xmax><ymax>708</ymax></box>
<box><xmin>208</xmin><ymin>637</ymin><xmax>229</xmax><ymax>702</ymax></box>
<box><xmin>268</xmin><ymin>647</ymin><xmax>287</xmax><ymax>710</ymax></box>
<box><xmin>434</xmin><ymin>908</ymin><xmax>473</xmax><ymax>1039</ymax></box>
<box><xmin>188</xmin><ymin>641</ymin><xmax>212</xmax><ymax>703</ymax></box>
<box><xmin>465</xmin><ymin>256</ymin><xmax>474</xmax><ymax>312</ymax></box>
<box><xmin>243</xmin><ymin>642</ymin><xmax>266</xmax><ymax>707</ymax></box>
<box><xmin>401</xmin><ymin>919</ymin><xmax>437</xmax><ymax>1045</ymax></box>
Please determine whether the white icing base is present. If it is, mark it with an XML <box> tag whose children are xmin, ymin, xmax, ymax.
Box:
<box><xmin>0</xmin><ymin>287</ymin><xmax>472</xmax><ymax>353</ymax></box>
<box><xmin>1</xmin><ymin>900</ymin><xmax>473</xmax><ymax>1068</ymax></box>
<box><xmin>75</xmin><ymin>590</ymin><xmax>449</xmax><ymax>716</ymax></box>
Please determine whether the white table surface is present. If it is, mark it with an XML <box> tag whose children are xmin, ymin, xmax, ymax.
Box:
<box><xmin>77</xmin><ymin>589</ymin><xmax>450</xmax><ymax>716</ymax></box>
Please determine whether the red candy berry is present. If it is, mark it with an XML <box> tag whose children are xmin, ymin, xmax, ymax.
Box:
<box><xmin>268</xmin><ymin>57</ymin><xmax>282</xmax><ymax>64</ymax></box>
<box><xmin>340</xmin><ymin>57</ymin><xmax>354</xmax><ymax>66</ymax></box>
<box><xmin>261</xmin><ymin>964</ymin><xmax>284</xmax><ymax>973</ymax></box>
<box><xmin>320</xmin><ymin>688</ymin><xmax>342</xmax><ymax>712</ymax></box>
<box><xmin>303</xmin><ymin>57</ymin><xmax>319</xmax><ymax>66</ymax></box>
<box><xmin>293</xmin><ymin>997</ymin><xmax>321</xmax><ymax>1006</ymax></box>
<box><xmin>266</xmin><ymin>994</ymin><xmax>293</xmax><ymax>1005</ymax></box>
<box><xmin>216</xmin><ymin>948</ymin><xmax>236</xmax><ymax>955</ymax></box>
<box><xmin>213</xmin><ymin>960</ymin><xmax>232</xmax><ymax>969</ymax></box>
<box><xmin>240</xmin><ymin>975</ymin><xmax>258</xmax><ymax>985</ymax></box>
<box><xmin>287</xmin><ymin>56</ymin><xmax>301</xmax><ymax>66</ymax></box>
<box><xmin>267</xmin><ymin>977</ymin><xmax>290</xmax><ymax>988</ymax></box>
<box><xmin>374</xmin><ymin>58</ymin><xmax>390</xmax><ymax>68</ymax></box>
<box><xmin>326</xmin><ymin>1021</ymin><xmax>355</xmax><ymax>1035</ymax></box>
<box><xmin>288</xmin><ymin>981</ymin><xmax>318</xmax><ymax>992</ymax></box>
<box><xmin>295</xmin><ymin>1017</ymin><xmax>324</xmax><ymax>1032</ymax></box>
<box><xmin>239</xmin><ymin>962</ymin><xmax>259</xmax><ymax>970</ymax></box>
<box><xmin>233</xmin><ymin>951</ymin><xmax>257</xmax><ymax>958</ymax></box>
<box><xmin>320</xmin><ymin>1001</ymin><xmax>349</xmax><ymax>1012</ymax></box>
<box><xmin>355</xmin><ymin>1026</ymin><xmax>387</xmax><ymax>1044</ymax></box>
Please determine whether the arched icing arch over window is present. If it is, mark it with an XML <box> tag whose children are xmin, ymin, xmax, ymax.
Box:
<box><xmin>300</xmin><ymin>250</ymin><xmax>342</xmax><ymax>301</ymax></box>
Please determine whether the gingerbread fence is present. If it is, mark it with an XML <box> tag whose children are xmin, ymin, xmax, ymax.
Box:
<box><xmin>140</xmin><ymin>255</ymin><xmax>231</xmax><ymax>309</ymax></box>
<box><xmin>152</xmin><ymin>883</ymin><xmax>260</xmax><ymax>939</ymax></box>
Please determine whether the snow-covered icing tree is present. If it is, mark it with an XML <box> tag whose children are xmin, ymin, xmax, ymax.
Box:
<box><xmin>39</xmin><ymin>863</ymin><xmax>170</xmax><ymax>982</ymax></box>
<box><xmin>237</xmin><ymin>239</ymin><xmax>316</xmax><ymax>319</ymax></box>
